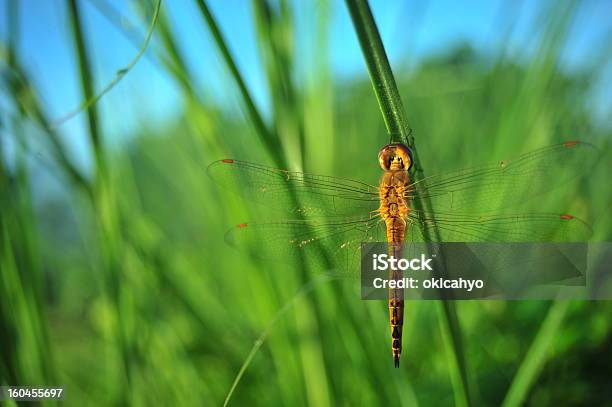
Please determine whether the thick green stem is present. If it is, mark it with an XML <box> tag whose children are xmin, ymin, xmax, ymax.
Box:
<box><xmin>345</xmin><ymin>0</ymin><xmax>472</xmax><ymax>405</ymax></box>
<box><xmin>345</xmin><ymin>0</ymin><xmax>411</xmax><ymax>145</ymax></box>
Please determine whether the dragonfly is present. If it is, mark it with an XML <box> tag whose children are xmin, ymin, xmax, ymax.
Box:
<box><xmin>208</xmin><ymin>140</ymin><xmax>595</xmax><ymax>367</ymax></box>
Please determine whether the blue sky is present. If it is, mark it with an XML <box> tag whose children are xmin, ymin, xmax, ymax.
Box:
<box><xmin>1</xmin><ymin>0</ymin><xmax>610</xmax><ymax>166</ymax></box>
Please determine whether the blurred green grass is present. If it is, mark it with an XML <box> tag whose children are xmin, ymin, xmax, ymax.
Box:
<box><xmin>1</xmin><ymin>1</ymin><xmax>612</xmax><ymax>406</ymax></box>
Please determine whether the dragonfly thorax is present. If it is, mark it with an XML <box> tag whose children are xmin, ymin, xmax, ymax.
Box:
<box><xmin>379</xmin><ymin>170</ymin><xmax>410</xmax><ymax>243</ymax></box>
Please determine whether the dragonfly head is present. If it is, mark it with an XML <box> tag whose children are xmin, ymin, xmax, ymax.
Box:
<box><xmin>378</xmin><ymin>143</ymin><xmax>413</xmax><ymax>171</ymax></box>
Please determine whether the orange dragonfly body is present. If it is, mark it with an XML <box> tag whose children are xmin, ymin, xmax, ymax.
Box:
<box><xmin>208</xmin><ymin>140</ymin><xmax>594</xmax><ymax>367</ymax></box>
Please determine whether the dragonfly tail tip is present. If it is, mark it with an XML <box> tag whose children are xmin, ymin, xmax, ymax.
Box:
<box><xmin>394</xmin><ymin>355</ymin><xmax>400</xmax><ymax>368</ymax></box>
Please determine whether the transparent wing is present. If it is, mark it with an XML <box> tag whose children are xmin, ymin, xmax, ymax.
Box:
<box><xmin>408</xmin><ymin>141</ymin><xmax>597</xmax><ymax>213</ymax></box>
<box><xmin>225</xmin><ymin>216</ymin><xmax>386</xmax><ymax>277</ymax></box>
<box><xmin>208</xmin><ymin>159</ymin><xmax>379</xmax><ymax>217</ymax></box>
<box><xmin>407</xmin><ymin>209</ymin><xmax>592</xmax><ymax>242</ymax></box>
<box><xmin>223</xmin><ymin>208</ymin><xmax>591</xmax><ymax>279</ymax></box>
<box><xmin>402</xmin><ymin>211</ymin><xmax>591</xmax><ymax>296</ymax></box>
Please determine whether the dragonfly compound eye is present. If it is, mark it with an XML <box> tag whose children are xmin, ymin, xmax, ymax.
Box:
<box><xmin>378</xmin><ymin>143</ymin><xmax>413</xmax><ymax>171</ymax></box>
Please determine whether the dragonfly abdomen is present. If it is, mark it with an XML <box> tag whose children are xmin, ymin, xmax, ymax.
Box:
<box><xmin>379</xmin><ymin>170</ymin><xmax>410</xmax><ymax>368</ymax></box>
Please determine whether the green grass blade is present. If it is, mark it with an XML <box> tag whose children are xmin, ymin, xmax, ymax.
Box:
<box><xmin>252</xmin><ymin>0</ymin><xmax>306</xmax><ymax>169</ymax></box>
<box><xmin>437</xmin><ymin>301</ymin><xmax>471</xmax><ymax>407</ymax></box>
<box><xmin>67</xmin><ymin>0</ymin><xmax>102</xmax><ymax>154</ymax></box>
<box><xmin>52</xmin><ymin>0</ymin><xmax>162</xmax><ymax>129</ymax></box>
<box><xmin>345</xmin><ymin>0</ymin><xmax>411</xmax><ymax>144</ymax></box>
<box><xmin>194</xmin><ymin>0</ymin><xmax>287</xmax><ymax>169</ymax></box>
<box><xmin>66</xmin><ymin>0</ymin><xmax>133</xmax><ymax>402</ymax></box>
<box><xmin>223</xmin><ymin>276</ymin><xmax>336</xmax><ymax>407</ymax></box>
<box><xmin>3</xmin><ymin>0</ymin><xmax>91</xmax><ymax>194</ymax></box>
<box><xmin>501</xmin><ymin>300</ymin><xmax>570</xmax><ymax>407</ymax></box>
<box><xmin>145</xmin><ymin>2</ymin><xmax>200</xmax><ymax>98</ymax></box>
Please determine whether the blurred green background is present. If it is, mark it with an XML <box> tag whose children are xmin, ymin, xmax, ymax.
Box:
<box><xmin>1</xmin><ymin>0</ymin><xmax>611</xmax><ymax>406</ymax></box>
